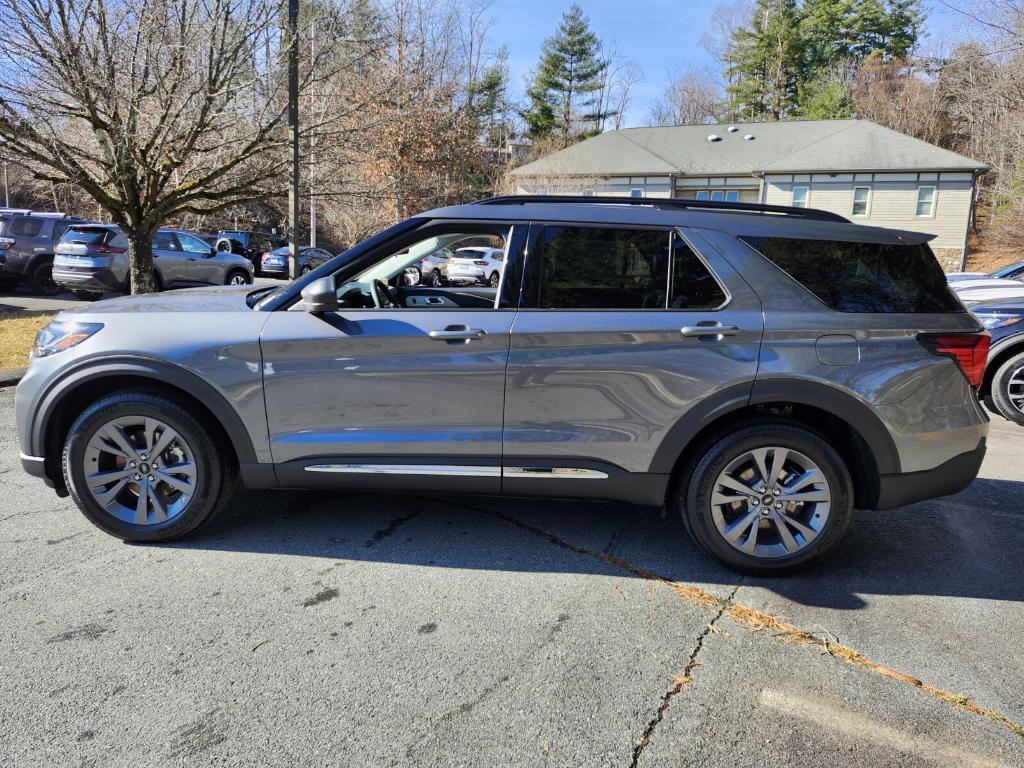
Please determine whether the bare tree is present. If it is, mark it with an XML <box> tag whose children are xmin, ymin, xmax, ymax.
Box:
<box><xmin>0</xmin><ymin>0</ymin><xmax>351</xmax><ymax>292</ymax></box>
<box><xmin>649</xmin><ymin>68</ymin><xmax>724</xmax><ymax>126</ymax></box>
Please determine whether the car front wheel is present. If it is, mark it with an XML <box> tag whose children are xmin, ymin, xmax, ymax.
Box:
<box><xmin>990</xmin><ymin>351</ymin><xmax>1024</xmax><ymax>426</ymax></box>
<box><xmin>226</xmin><ymin>269</ymin><xmax>252</xmax><ymax>286</ymax></box>
<box><xmin>430</xmin><ymin>269</ymin><xmax>443</xmax><ymax>287</ymax></box>
<box><xmin>680</xmin><ymin>422</ymin><xmax>852</xmax><ymax>575</ymax></box>
<box><xmin>62</xmin><ymin>391</ymin><xmax>235</xmax><ymax>542</ymax></box>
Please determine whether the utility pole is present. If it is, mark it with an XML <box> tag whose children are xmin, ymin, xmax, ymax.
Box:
<box><xmin>309</xmin><ymin>17</ymin><xmax>317</xmax><ymax>249</ymax></box>
<box><xmin>286</xmin><ymin>0</ymin><xmax>301</xmax><ymax>279</ymax></box>
<box><xmin>2</xmin><ymin>160</ymin><xmax>8</xmax><ymax>208</ymax></box>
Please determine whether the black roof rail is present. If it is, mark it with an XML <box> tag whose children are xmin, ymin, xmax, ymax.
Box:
<box><xmin>471</xmin><ymin>195</ymin><xmax>849</xmax><ymax>223</ymax></box>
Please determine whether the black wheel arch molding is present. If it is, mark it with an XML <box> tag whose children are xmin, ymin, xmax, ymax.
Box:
<box><xmin>647</xmin><ymin>377</ymin><xmax>901</xmax><ymax>478</ymax></box>
<box><xmin>27</xmin><ymin>355</ymin><xmax>260</xmax><ymax>486</ymax></box>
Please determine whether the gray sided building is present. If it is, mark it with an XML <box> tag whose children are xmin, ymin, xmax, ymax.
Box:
<box><xmin>509</xmin><ymin>119</ymin><xmax>988</xmax><ymax>270</ymax></box>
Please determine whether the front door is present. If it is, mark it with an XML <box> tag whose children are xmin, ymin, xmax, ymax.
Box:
<box><xmin>260</xmin><ymin>222</ymin><xmax>525</xmax><ymax>494</ymax></box>
<box><xmin>176</xmin><ymin>232</ymin><xmax>221</xmax><ymax>285</ymax></box>
<box><xmin>502</xmin><ymin>223</ymin><xmax>763</xmax><ymax>501</ymax></box>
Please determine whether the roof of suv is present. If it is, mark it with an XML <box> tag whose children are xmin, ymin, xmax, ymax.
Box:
<box><xmin>421</xmin><ymin>196</ymin><xmax>934</xmax><ymax>245</ymax></box>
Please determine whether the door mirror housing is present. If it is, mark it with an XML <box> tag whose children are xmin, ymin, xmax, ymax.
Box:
<box><xmin>299</xmin><ymin>275</ymin><xmax>338</xmax><ymax>313</ymax></box>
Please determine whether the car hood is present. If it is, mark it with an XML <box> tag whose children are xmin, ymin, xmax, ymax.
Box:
<box><xmin>57</xmin><ymin>285</ymin><xmax>256</xmax><ymax>316</ymax></box>
<box><xmin>951</xmin><ymin>277</ymin><xmax>1022</xmax><ymax>291</ymax></box>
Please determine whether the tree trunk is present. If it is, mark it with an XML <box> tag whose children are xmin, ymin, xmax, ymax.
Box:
<box><xmin>126</xmin><ymin>227</ymin><xmax>158</xmax><ymax>294</ymax></box>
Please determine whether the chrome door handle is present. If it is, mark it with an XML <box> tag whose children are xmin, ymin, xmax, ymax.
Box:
<box><xmin>428</xmin><ymin>328</ymin><xmax>487</xmax><ymax>341</ymax></box>
<box><xmin>680</xmin><ymin>324</ymin><xmax>740</xmax><ymax>337</ymax></box>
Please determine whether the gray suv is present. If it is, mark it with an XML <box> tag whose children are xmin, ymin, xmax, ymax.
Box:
<box><xmin>0</xmin><ymin>210</ymin><xmax>85</xmax><ymax>294</ymax></box>
<box><xmin>52</xmin><ymin>224</ymin><xmax>254</xmax><ymax>299</ymax></box>
<box><xmin>16</xmin><ymin>197</ymin><xmax>990</xmax><ymax>574</ymax></box>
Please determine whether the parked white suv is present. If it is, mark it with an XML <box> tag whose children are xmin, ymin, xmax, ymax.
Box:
<box><xmin>447</xmin><ymin>246</ymin><xmax>504</xmax><ymax>286</ymax></box>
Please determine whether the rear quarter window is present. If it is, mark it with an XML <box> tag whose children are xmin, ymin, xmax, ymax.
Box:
<box><xmin>740</xmin><ymin>236</ymin><xmax>963</xmax><ymax>313</ymax></box>
<box><xmin>10</xmin><ymin>217</ymin><xmax>44</xmax><ymax>237</ymax></box>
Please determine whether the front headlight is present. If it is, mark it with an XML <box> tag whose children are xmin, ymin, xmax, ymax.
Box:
<box><xmin>33</xmin><ymin>321</ymin><xmax>104</xmax><ymax>358</ymax></box>
<box><xmin>977</xmin><ymin>314</ymin><xmax>1023</xmax><ymax>331</ymax></box>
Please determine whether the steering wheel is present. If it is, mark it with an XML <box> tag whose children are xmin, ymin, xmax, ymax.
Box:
<box><xmin>373</xmin><ymin>279</ymin><xmax>397</xmax><ymax>308</ymax></box>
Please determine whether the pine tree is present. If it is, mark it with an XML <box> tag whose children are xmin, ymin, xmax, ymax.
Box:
<box><xmin>522</xmin><ymin>4</ymin><xmax>612</xmax><ymax>141</ymax></box>
<box><xmin>726</xmin><ymin>0</ymin><xmax>803</xmax><ymax>120</ymax></box>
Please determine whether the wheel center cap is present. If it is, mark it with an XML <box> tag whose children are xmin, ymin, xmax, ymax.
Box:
<box><xmin>139</xmin><ymin>462</ymin><xmax>150</xmax><ymax>474</ymax></box>
<box><xmin>762</xmin><ymin>495</ymin><xmax>775</xmax><ymax>505</ymax></box>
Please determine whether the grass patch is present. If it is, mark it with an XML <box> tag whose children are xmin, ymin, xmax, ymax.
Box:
<box><xmin>0</xmin><ymin>311</ymin><xmax>54</xmax><ymax>369</ymax></box>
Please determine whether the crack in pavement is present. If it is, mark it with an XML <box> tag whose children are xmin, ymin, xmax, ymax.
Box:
<box><xmin>448</xmin><ymin>501</ymin><xmax>1024</xmax><ymax>741</ymax></box>
<box><xmin>629</xmin><ymin>582</ymin><xmax>742</xmax><ymax>768</ymax></box>
<box><xmin>364</xmin><ymin>506</ymin><xmax>422</xmax><ymax>548</ymax></box>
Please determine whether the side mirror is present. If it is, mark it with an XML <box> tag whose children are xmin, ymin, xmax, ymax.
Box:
<box><xmin>299</xmin><ymin>275</ymin><xmax>338</xmax><ymax>313</ymax></box>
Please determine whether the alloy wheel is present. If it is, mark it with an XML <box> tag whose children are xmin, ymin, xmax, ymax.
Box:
<box><xmin>82</xmin><ymin>415</ymin><xmax>198</xmax><ymax>526</ymax></box>
<box><xmin>1006</xmin><ymin>364</ymin><xmax>1024</xmax><ymax>414</ymax></box>
<box><xmin>229</xmin><ymin>273</ymin><xmax>248</xmax><ymax>285</ymax></box>
<box><xmin>709</xmin><ymin>446</ymin><xmax>831</xmax><ymax>559</ymax></box>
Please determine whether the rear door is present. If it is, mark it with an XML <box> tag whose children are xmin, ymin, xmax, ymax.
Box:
<box><xmin>152</xmin><ymin>230</ymin><xmax>189</xmax><ymax>287</ymax></box>
<box><xmin>502</xmin><ymin>223</ymin><xmax>763</xmax><ymax>500</ymax></box>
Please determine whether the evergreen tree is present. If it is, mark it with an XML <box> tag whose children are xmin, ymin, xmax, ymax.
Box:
<box><xmin>522</xmin><ymin>4</ymin><xmax>612</xmax><ymax>141</ymax></box>
<box><xmin>726</xmin><ymin>0</ymin><xmax>803</xmax><ymax>120</ymax></box>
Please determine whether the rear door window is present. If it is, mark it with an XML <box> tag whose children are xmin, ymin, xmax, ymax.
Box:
<box><xmin>10</xmin><ymin>218</ymin><xmax>43</xmax><ymax>237</ymax></box>
<box><xmin>740</xmin><ymin>236</ymin><xmax>962</xmax><ymax>313</ymax></box>
<box><xmin>152</xmin><ymin>231</ymin><xmax>180</xmax><ymax>251</ymax></box>
<box><xmin>535</xmin><ymin>226</ymin><xmax>670</xmax><ymax>309</ymax></box>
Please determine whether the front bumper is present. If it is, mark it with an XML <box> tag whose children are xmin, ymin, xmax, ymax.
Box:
<box><xmin>874</xmin><ymin>439</ymin><xmax>986</xmax><ymax>509</ymax></box>
<box><xmin>52</xmin><ymin>266</ymin><xmax>121</xmax><ymax>293</ymax></box>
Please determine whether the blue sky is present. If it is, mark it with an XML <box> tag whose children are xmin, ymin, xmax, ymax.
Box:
<box><xmin>487</xmin><ymin>0</ymin><xmax>968</xmax><ymax>126</ymax></box>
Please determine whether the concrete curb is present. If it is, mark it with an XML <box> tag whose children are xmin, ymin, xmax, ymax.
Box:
<box><xmin>0</xmin><ymin>367</ymin><xmax>26</xmax><ymax>388</ymax></box>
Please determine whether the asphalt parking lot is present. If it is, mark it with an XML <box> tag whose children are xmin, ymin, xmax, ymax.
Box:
<box><xmin>1</xmin><ymin>386</ymin><xmax>1022</xmax><ymax>767</ymax></box>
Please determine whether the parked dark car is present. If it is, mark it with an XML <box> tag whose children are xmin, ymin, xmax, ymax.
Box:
<box><xmin>0</xmin><ymin>210</ymin><xmax>85</xmax><ymax>294</ymax></box>
<box><xmin>259</xmin><ymin>245</ymin><xmax>333</xmax><ymax>278</ymax></box>
<box><xmin>215</xmin><ymin>230</ymin><xmax>285</xmax><ymax>275</ymax></box>
<box><xmin>17</xmin><ymin>196</ymin><xmax>990</xmax><ymax>575</ymax></box>
<box><xmin>969</xmin><ymin>296</ymin><xmax>1024</xmax><ymax>425</ymax></box>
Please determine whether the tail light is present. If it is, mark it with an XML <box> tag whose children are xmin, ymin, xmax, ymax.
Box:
<box><xmin>85</xmin><ymin>243</ymin><xmax>127</xmax><ymax>254</ymax></box>
<box><xmin>919</xmin><ymin>333</ymin><xmax>990</xmax><ymax>389</ymax></box>
<box><xmin>473</xmin><ymin>260</ymin><xmax>489</xmax><ymax>266</ymax></box>
<box><xmin>0</xmin><ymin>237</ymin><xmax>14</xmax><ymax>250</ymax></box>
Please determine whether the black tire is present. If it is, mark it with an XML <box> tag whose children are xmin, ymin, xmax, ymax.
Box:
<box><xmin>28</xmin><ymin>260</ymin><xmax>61</xmax><ymax>295</ymax></box>
<box><xmin>0</xmin><ymin>275</ymin><xmax>20</xmax><ymax>292</ymax></box>
<box><xmin>680</xmin><ymin>421</ymin><xmax>853</xmax><ymax>575</ymax></box>
<box><xmin>430</xmin><ymin>269</ymin><xmax>443</xmax><ymax>287</ymax></box>
<box><xmin>62</xmin><ymin>390</ymin><xmax>235</xmax><ymax>542</ymax></box>
<box><xmin>990</xmin><ymin>351</ymin><xmax>1024</xmax><ymax>426</ymax></box>
<box><xmin>225</xmin><ymin>268</ymin><xmax>252</xmax><ymax>286</ymax></box>
<box><xmin>982</xmin><ymin>393</ymin><xmax>1000</xmax><ymax>417</ymax></box>
<box><xmin>488</xmin><ymin>271</ymin><xmax>500</xmax><ymax>287</ymax></box>
<box><xmin>71</xmin><ymin>290</ymin><xmax>104</xmax><ymax>302</ymax></box>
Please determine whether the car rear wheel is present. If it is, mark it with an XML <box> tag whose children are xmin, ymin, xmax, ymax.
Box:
<box><xmin>62</xmin><ymin>391</ymin><xmax>235</xmax><ymax>542</ymax></box>
<box><xmin>430</xmin><ymin>269</ymin><xmax>443</xmax><ymax>287</ymax></box>
<box><xmin>990</xmin><ymin>351</ymin><xmax>1024</xmax><ymax>426</ymax></box>
<box><xmin>226</xmin><ymin>269</ymin><xmax>251</xmax><ymax>286</ymax></box>
<box><xmin>488</xmin><ymin>271</ymin><xmax>500</xmax><ymax>287</ymax></box>
<box><xmin>28</xmin><ymin>261</ymin><xmax>61</xmax><ymax>295</ymax></box>
<box><xmin>680</xmin><ymin>422</ymin><xmax>853</xmax><ymax>575</ymax></box>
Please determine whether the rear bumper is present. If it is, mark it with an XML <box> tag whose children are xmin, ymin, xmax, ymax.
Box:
<box><xmin>873</xmin><ymin>438</ymin><xmax>986</xmax><ymax>510</ymax></box>
<box><xmin>52</xmin><ymin>266</ymin><xmax>121</xmax><ymax>292</ymax></box>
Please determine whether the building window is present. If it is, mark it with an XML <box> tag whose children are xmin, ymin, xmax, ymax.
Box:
<box><xmin>916</xmin><ymin>186</ymin><xmax>936</xmax><ymax>217</ymax></box>
<box><xmin>695</xmin><ymin>190</ymin><xmax>709</xmax><ymax>201</ymax></box>
<box><xmin>852</xmin><ymin>187</ymin><xmax>870</xmax><ymax>216</ymax></box>
<box><xmin>710</xmin><ymin>190</ymin><xmax>725</xmax><ymax>202</ymax></box>
<box><xmin>725</xmin><ymin>190</ymin><xmax>740</xmax><ymax>203</ymax></box>
<box><xmin>630</xmin><ymin>188</ymin><xmax>644</xmax><ymax>198</ymax></box>
<box><xmin>792</xmin><ymin>186</ymin><xmax>809</xmax><ymax>208</ymax></box>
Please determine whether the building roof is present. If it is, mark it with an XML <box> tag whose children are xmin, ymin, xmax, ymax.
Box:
<box><xmin>509</xmin><ymin>119</ymin><xmax>988</xmax><ymax>177</ymax></box>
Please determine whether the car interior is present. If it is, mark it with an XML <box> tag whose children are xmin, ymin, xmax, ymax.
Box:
<box><xmin>334</xmin><ymin>229</ymin><xmax>510</xmax><ymax>310</ymax></box>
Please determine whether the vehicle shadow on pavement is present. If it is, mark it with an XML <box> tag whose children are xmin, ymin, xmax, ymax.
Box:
<box><xmin>164</xmin><ymin>476</ymin><xmax>1024</xmax><ymax>611</ymax></box>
